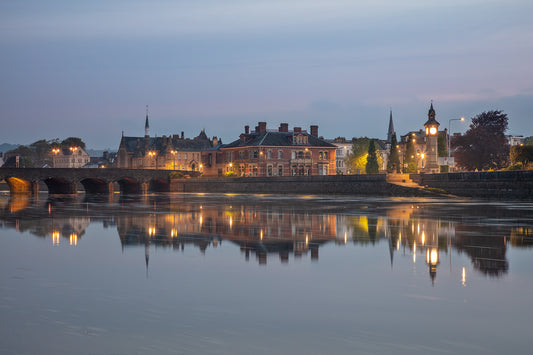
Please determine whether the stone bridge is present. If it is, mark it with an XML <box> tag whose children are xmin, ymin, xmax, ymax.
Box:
<box><xmin>0</xmin><ymin>168</ymin><xmax>199</xmax><ymax>195</ymax></box>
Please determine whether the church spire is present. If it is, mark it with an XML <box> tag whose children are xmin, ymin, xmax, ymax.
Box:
<box><xmin>144</xmin><ymin>105</ymin><xmax>150</xmax><ymax>138</ymax></box>
<box><xmin>387</xmin><ymin>109</ymin><xmax>395</xmax><ymax>143</ymax></box>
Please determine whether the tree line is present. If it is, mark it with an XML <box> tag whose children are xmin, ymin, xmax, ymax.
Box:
<box><xmin>2</xmin><ymin>137</ymin><xmax>86</xmax><ymax>168</ymax></box>
<box><xmin>344</xmin><ymin>110</ymin><xmax>532</xmax><ymax>174</ymax></box>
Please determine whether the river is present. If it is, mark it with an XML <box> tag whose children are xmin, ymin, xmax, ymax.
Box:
<box><xmin>1</xmin><ymin>192</ymin><xmax>532</xmax><ymax>354</ymax></box>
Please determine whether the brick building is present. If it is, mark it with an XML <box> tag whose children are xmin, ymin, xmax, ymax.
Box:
<box><xmin>201</xmin><ymin>122</ymin><xmax>336</xmax><ymax>177</ymax></box>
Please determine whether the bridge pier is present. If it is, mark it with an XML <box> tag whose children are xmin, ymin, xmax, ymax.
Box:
<box><xmin>108</xmin><ymin>182</ymin><xmax>114</xmax><ymax>194</ymax></box>
<box><xmin>31</xmin><ymin>181</ymin><xmax>39</xmax><ymax>199</ymax></box>
<box><xmin>141</xmin><ymin>182</ymin><xmax>149</xmax><ymax>195</ymax></box>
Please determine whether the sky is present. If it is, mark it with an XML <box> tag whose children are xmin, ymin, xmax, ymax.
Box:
<box><xmin>1</xmin><ymin>0</ymin><xmax>532</xmax><ymax>150</ymax></box>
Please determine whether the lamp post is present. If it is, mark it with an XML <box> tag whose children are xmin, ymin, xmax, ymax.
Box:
<box><xmin>51</xmin><ymin>148</ymin><xmax>60</xmax><ymax>168</ymax></box>
<box><xmin>171</xmin><ymin>150</ymin><xmax>177</xmax><ymax>170</ymax></box>
<box><xmin>148</xmin><ymin>151</ymin><xmax>157</xmax><ymax>169</ymax></box>
<box><xmin>448</xmin><ymin>117</ymin><xmax>465</xmax><ymax>158</ymax></box>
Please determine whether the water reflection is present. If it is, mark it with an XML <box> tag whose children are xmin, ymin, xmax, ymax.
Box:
<box><xmin>1</xmin><ymin>193</ymin><xmax>532</xmax><ymax>284</ymax></box>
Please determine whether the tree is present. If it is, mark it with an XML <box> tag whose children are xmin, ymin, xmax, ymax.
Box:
<box><xmin>346</xmin><ymin>137</ymin><xmax>371</xmax><ymax>174</ymax></box>
<box><xmin>452</xmin><ymin>110</ymin><xmax>509</xmax><ymax>171</ymax></box>
<box><xmin>510</xmin><ymin>145</ymin><xmax>533</xmax><ymax>168</ymax></box>
<box><xmin>61</xmin><ymin>137</ymin><xmax>86</xmax><ymax>150</ymax></box>
<box><xmin>404</xmin><ymin>136</ymin><xmax>417</xmax><ymax>173</ymax></box>
<box><xmin>366</xmin><ymin>139</ymin><xmax>379</xmax><ymax>174</ymax></box>
<box><xmin>437</xmin><ymin>132</ymin><xmax>447</xmax><ymax>157</ymax></box>
<box><xmin>387</xmin><ymin>133</ymin><xmax>400</xmax><ymax>173</ymax></box>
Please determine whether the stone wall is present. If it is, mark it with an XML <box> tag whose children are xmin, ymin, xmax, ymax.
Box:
<box><xmin>172</xmin><ymin>175</ymin><xmax>434</xmax><ymax>196</ymax></box>
<box><xmin>411</xmin><ymin>171</ymin><xmax>533</xmax><ymax>199</ymax></box>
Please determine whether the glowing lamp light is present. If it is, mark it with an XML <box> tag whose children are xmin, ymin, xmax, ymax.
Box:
<box><xmin>429</xmin><ymin>127</ymin><xmax>437</xmax><ymax>135</ymax></box>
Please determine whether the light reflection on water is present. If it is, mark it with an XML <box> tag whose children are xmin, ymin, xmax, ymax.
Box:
<box><xmin>1</xmin><ymin>193</ymin><xmax>533</xmax><ymax>354</ymax></box>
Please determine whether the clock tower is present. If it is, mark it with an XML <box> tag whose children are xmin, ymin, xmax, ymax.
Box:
<box><xmin>424</xmin><ymin>102</ymin><xmax>440</xmax><ymax>173</ymax></box>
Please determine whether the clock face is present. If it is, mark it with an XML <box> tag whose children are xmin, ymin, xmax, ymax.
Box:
<box><xmin>429</xmin><ymin>127</ymin><xmax>437</xmax><ymax>135</ymax></box>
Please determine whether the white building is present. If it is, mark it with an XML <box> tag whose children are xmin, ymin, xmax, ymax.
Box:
<box><xmin>49</xmin><ymin>146</ymin><xmax>91</xmax><ymax>168</ymax></box>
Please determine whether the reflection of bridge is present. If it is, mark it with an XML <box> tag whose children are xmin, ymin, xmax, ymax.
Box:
<box><xmin>0</xmin><ymin>167</ymin><xmax>199</xmax><ymax>195</ymax></box>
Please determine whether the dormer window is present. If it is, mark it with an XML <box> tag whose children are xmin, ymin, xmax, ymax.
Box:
<box><xmin>293</xmin><ymin>134</ymin><xmax>308</xmax><ymax>145</ymax></box>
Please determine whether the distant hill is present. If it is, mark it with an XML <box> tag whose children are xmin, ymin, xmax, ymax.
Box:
<box><xmin>0</xmin><ymin>143</ymin><xmax>20</xmax><ymax>153</ymax></box>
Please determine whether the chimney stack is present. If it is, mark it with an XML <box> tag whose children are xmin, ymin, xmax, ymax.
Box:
<box><xmin>245</xmin><ymin>125</ymin><xmax>249</xmax><ymax>134</ymax></box>
<box><xmin>279</xmin><ymin>123</ymin><xmax>289</xmax><ymax>132</ymax></box>
<box><xmin>310</xmin><ymin>125</ymin><xmax>318</xmax><ymax>137</ymax></box>
<box><xmin>294</xmin><ymin>127</ymin><xmax>302</xmax><ymax>133</ymax></box>
<box><xmin>181</xmin><ymin>131</ymin><xmax>184</xmax><ymax>139</ymax></box>
<box><xmin>258</xmin><ymin>122</ymin><xmax>267</xmax><ymax>134</ymax></box>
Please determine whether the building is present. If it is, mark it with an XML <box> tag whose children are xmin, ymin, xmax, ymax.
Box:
<box><xmin>327</xmin><ymin>137</ymin><xmax>352</xmax><ymax>175</ymax></box>
<box><xmin>49</xmin><ymin>146</ymin><xmax>91</xmax><ymax>168</ymax></box>
<box><xmin>397</xmin><ymin>103</ymin><xmax>446</xmax><ymax>173</ymax></box>
<box><xmin>116</xmin><ymin>111</ymin><xmax>218</xmax><ymax>171</ymax></box>
<box><xmin>201</xmin><ymin>122</ymin><xmax>337</xmax><ymax>177</ymax></box>
<box><xmin>507</xmin><ymin>135</ymin><xmax>525</xmax><ymax>146</ymax></box>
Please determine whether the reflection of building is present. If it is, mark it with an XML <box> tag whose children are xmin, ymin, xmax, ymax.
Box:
<box><xmin>201</xmin><ymin>122</ymin><xmax>337</xmax><ymax>177</ymax></box>
<box><xmin>1</xmin><ymin>195</ymin><xmax>527</xmax><ymax>277</ymax></box>
<box><xmin>116</xmin><ymin>201</ymin><xmax>338</xmax><ymax>264</ymax></box>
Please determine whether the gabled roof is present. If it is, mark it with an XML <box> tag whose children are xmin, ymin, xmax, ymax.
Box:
<box><xmin>120</xmin><ymin>132</ymin><xmax>213</xmax><ymax>156</ymax></box>
<box><xmin>223</xmin><ymin>131</ymin><xmax>336</xmax><ymax>149</ymax></box>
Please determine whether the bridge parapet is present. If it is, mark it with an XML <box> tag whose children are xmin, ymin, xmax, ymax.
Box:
<box><xmin>0</xmin><ymin>167</ymin><xmax>200</xmax><ymax>196</ymax></box>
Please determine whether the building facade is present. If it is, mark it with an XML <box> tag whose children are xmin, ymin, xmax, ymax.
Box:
<box><xmin>201</xmin><ymin>122</ymin><xmax>337</xmax><ymax>177</ymax></box>
<box><xmin>49</xmin><ymin>146</ymin><xmax>91</xmax><ymax>168</ymax></box>
<box><xmin>116</xmin><ymin>112</ymin><xmax>218</xmax><ymax>171</ymax></box>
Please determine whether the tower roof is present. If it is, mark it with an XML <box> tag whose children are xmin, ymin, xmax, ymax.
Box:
<box><xmin>387</xmin><ymin>109</ymin><xmax>395</xmax><ymax>143</ymax></box>
<box><xmin>424</xmin><ymin>102</ymin><xmax>440</xmax><ymax>126</ymax></box>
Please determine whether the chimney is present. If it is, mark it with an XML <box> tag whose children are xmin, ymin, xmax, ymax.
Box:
<box><xmin>181</xmin><ymin>131</ymin><xmax>184</xmax><ymax>139</ymax></box>
<box><xmin>245</xmin><ymin>125</ymin><xmax>249</xmax><ymax>134</ymax></box>
<box><xmin>294</xmin><ymin>127</ymin><xmax>302</xmax><ymax>133</ymax></box>
<box><xmin>279</xmin><ymin>123</ymin><xmax>289</xmax><ymax>132</ymax></box>
<box><xmin>310</xmin><ymin>125</ymin><xmax>318</xmax><ymax>137</ymax></box>
<box><xmin>258</xmin><ymin>122</ymin><xmax>267</xmax><ymax>134</ymax></box>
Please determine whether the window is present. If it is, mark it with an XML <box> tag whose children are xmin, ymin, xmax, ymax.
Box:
<box><xmin>319</xmin><ymin>152</ymin><xmax>323</xmax><ymax>160</ymax></box>
<box><xmin>267</xmin><ymin>165</ymin><xmax>273</xmax><ymax>176</ymax></box>
<box><xmin>253</xmin><ymin>150</ymin><xmax>258</xmax><ymax>159</ymax></box>
<box><xmin>298</xmin><ymin>151</ymin><xmax>303</xmax><ymax>159</ymax></box>
<box><xmin>278</xmin><ymin>150</ymin><xmax>283</xmax><ymax>159</ymax></box>
<box><xmin>278</xmin><ymin>165</ymin><xmax>283</xmax><ymax>176</ymax></box>
<box><xmin>291</xmin><ymin>151</ymin><xmax>296</xmax><ymax>159</ymax></box>
<box><xmin>324</xmin><ymin>152</ymin><xmax>328</xmax><ymax>160</ymax></box>
<box><xmin>267</xmin><ymin>150</ymin><xmax>272</xmax><ymax>159</ymax></box>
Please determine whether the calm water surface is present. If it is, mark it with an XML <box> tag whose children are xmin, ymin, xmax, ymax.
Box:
<box><xmin>1</xmin><ymin>193</ymin><xmax>532</xmax><ymax>354</ymax></box>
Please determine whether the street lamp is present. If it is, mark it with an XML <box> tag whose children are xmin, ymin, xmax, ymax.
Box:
<box><xmin>148</xmin><ymin>151</ymin><xmax>157</xmax><ymax>169</ymax></box>
<box><xmin>171</xmin><ymin>150</ymin><xmax>177</xmax><ymax>170</ymax></box>
<box><xmin>448</xmin><ymin>117</ymin><xmax>465</xmax><ymax>158</ymax></box>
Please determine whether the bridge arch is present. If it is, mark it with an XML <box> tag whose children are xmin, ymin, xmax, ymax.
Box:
<box><xmin>44</xmin><ymin>177</ymin><xmax>77</xmax><ymax>194</ymax></box>
<box><xmin>5</xmin><ymin>177</ymin><xmax>33</xmax><ymax>195</ymax></box>
<box><xmin>150</xmin><ymin>178</ymin><xmax>170</xmax><ymax>193</ymax></box>
<box><xmin>117</xmin><ymin>177</ymin><xmax>141</xmax><ymax>194</ymax></box>
<box><xmin>80</xmin><ymin>178</ymin><xmax>111</xmax><ymax>194</ymax></box>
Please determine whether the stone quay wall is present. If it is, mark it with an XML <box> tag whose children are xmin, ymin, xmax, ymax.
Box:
<box><xmin>172</xmin><ymin>175</ymin><xmax>433</xmax><ymax>196</ymax></box>
<box><xmin>411</xmin><ymin>170</ymin><xmax>533</xmax><ymax>199</ymax></box>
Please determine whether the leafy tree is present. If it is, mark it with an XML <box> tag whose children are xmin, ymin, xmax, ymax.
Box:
<box><xmin>404</xmin><ymin>136</ymin><xmax>417</xmax><ymax>173</ymax></box>
<box><xmin>437</xmin><ymin>132</ymin><xmax>448</xmax><ymax>157</ymax></box>
<box><xmin>346</xmin><ymin>137</ymin><xmax>371</xmax><ymax>174</ymax></box>
<box><xmin>452</xmin><ymin>110</ymin><xmax>509</xmax><ymax>171</ymax></box>
<box><xmin>61</xmin><ymin>137</ymin><xmax>86</xmax><ymax>150</ymax></box>
<box><xmin>387</xmin><ymin>133</ymin><xmax>400</xmax><ymax>173</ymax></box>
<box><xmin>366</xmin><ymin>139</ymin><xmax>379</xmax><ymax>174</ymax></box>
<box><xmin>510</xmin><ymin>145</ymin><xmax>533</xmax><ymax>167</ymax></box>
